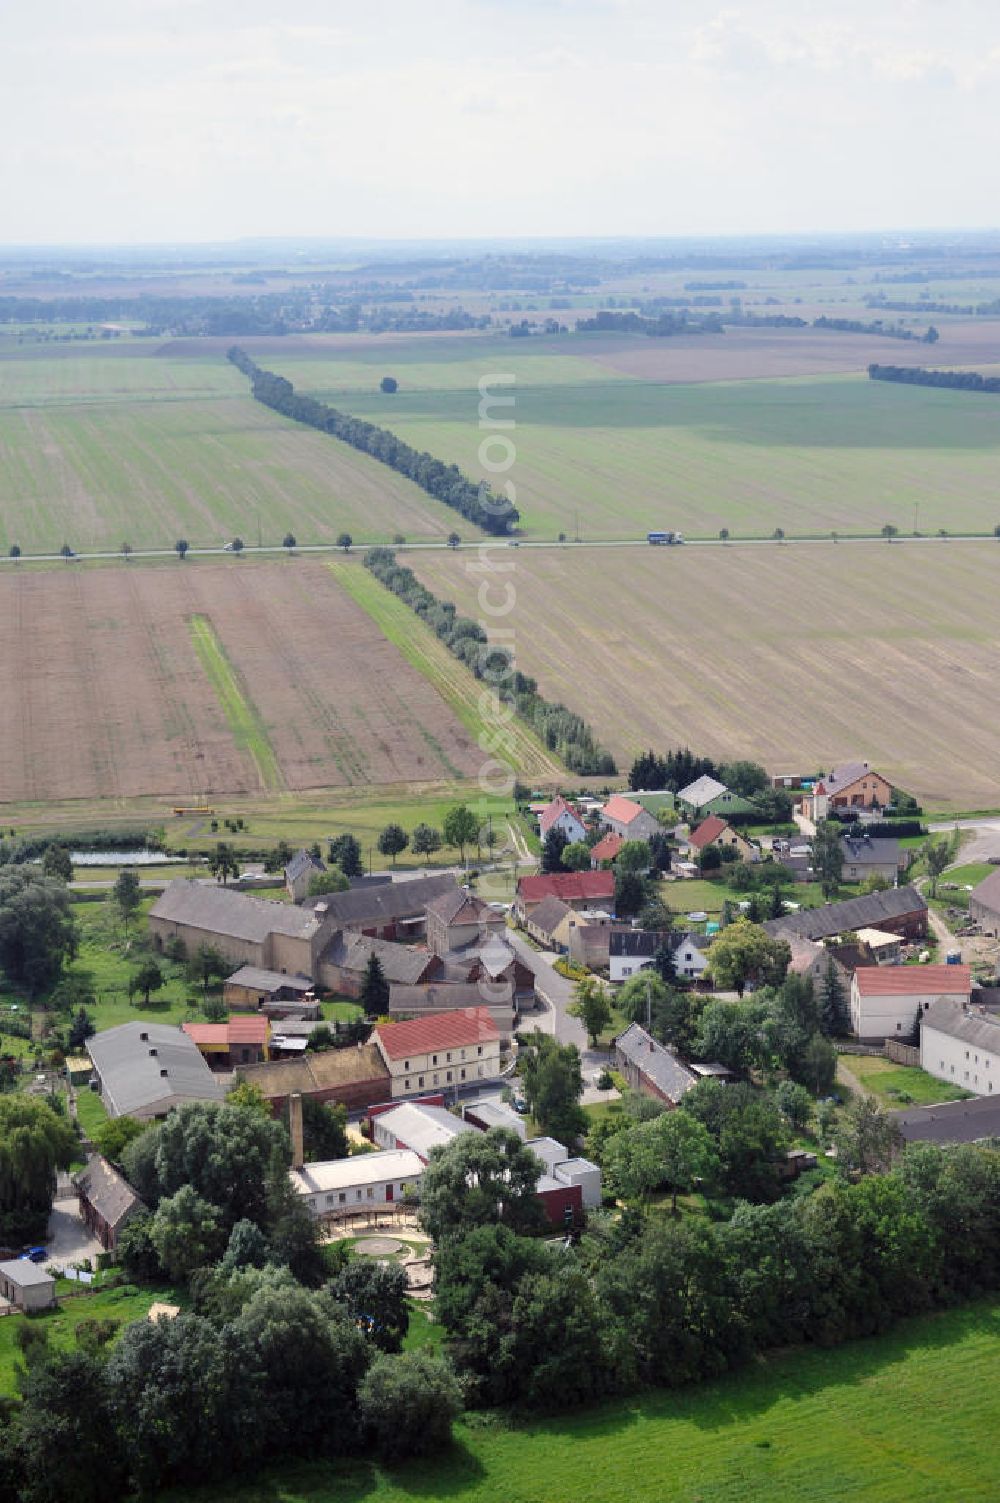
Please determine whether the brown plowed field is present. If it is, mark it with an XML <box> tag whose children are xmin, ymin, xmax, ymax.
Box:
<box><xmin>0</xmin><ymin>562</ymin><xmax>482</xmax><ymax>805</ymax></box>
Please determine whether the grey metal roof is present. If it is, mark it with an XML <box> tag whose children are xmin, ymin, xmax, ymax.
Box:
<box><xmin>151</xmin><ymin>880</ymin><xmax>322</xmax><ymax>944</ymax></box>
<box><xmin>323</xmin><ymin>932</ymin><xmax>437</xmax><ymax>985</ymax></box>
<box><xmin>376</xmin><ymin>1102</ymin><xmax>476</xmax><ymax>1158</ymax></box>
<box><xmin>389</xmin><ymin>981</ymin><xmax>514</xmax><ymax>1012</ymax></box>
<box><xmin>87</xmin><ymin>1022</ymin><xmax>226</xmax><ymax>1117</ymax></box>
<box><xmin>304</xmin><ymin>872</ymin><xmax>459</xmax><ymax>929</ymax></box>
<box><xmin>610</xmin><ymin>930</ymin><xmax>663</xmax><ymax>959</ymax></box>
<box><xmin>922</xmin><ymin>1000</ymin><xmax>1000</xmax><ymax>1052</ymax></box>
<box><xmin>285</xmin><ymin>849</ymin><xmax>324</xmax><ymax>884</ymax></box>
<box><xmin>74</xmin><ymin>1155</ymin><xmax>142</xmax><ymax>1229</ymax></box>
<box><xmin>764</xmin><ymin>885</ymin><xmax>926</xmax><ymax>943</ymax></box>
<box><xmin>615</xmin><ymin>1023</ymin><xmax>698</xmax><ymax>1104</ymax></box>
<box><xmin>226</xmin><ymin>966</ymin><xmax>314</xmax><ymax>993</ymax></box>
<box><xmin>971</xmin><ymin>869</ymin><xmax>1000</xmax><ymax>916</ymax></box>
<box><xmin>840</xmin><ymin>836</ymin><xmax>900</xmax><ymax>865</ymax></box>
<box><xmin>0</xmin><ymin>1259</ymin><xmax>55</xmax><ymax>1288</ymax></box>
<box><xmin>893</xmin><ymin>1094</ymin><xmax>1000</xmax><ymax>1144</ymax></box>
<box><xmin>676</xmin><ymin>774</ymin><xmax>728</xmax><ymax>806</ymax></box>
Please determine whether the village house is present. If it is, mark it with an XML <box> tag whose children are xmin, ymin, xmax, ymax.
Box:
<box><xmin>524</xmin><ymin>894</ymin><xmax>575</xmax><ymax>948</ymax></box>
<box><xmin>686</xmin><ymin>814</ymin><xmax>756</xmax><ymax>863</ymax></box>
<box><xmin>513</xmin><ymin>870</ymin><xmax>615</xmax><ymax>924</ymax></box>
<box><xmin>290</xmin><ymin>1149</ymin><xmax>424</xmax><ymax>1219</ymax></box>
<box><xmin>284</xmin><ymin>849</ymin><xmax>325</xmax><ymax>902</ymax></box>
<box><xmin>614</xmin><ymin>1023</ymin><xmax>698</xmax><ymax>1107</ymax></box>
<box><xmin>74</xmin><ymin>1154</ymin><xmax>143</xmax><ymax>1254</ymax></box>
<box><xmin>538</xmin><ymin>795</ymin><xmax>588</xmax><ymax>845</ymax></box>
<box><xmin>970</xmin><ymin>870</ymin><xmax>1000</xmax><ymax>938</ymax></box>
<box><xmin>801</xmin><ymin>761</ymin><xmax>894</xmax><ymax>821</ymax></box>
<box><xmin>850</xmin><ymin>964</ymin><xmax>972</xmax><ymax>1041</ymax></box>
<box><xmin>609</xmin><ymin>930</ymin><xmax>665</xmax><ymax>982</ymax></box>
<box><xmin>893</xmin><ymin>1094</ymin><xmax>1000</xmax><ymax>1146</ymax></box>
<box><xmin>87</xmin><ymin>1022</ymin><xmax>226</xmax><ymax>1119</ymax></box>
<box><xmin>589</xmin><ymin>831</ymin><xmax>624</xmax><ymax>867</ymax></box>
<box><xmin>425</xmin><ymin>887</ymin><xmax>506</xmax><ymax>956</ymax></box>
<box><xmin>388</xmin><ymin>982</ymin><xmax>517</xmax><ymax>1043</ymax></box>
<box><xmin>223</xmin><ymin>966</ymin><xmax>318</xmax><ymax>1016</ymax></box>
<box><xmin>0</xmin><ymin>1260</ymin><xmax>55</xmax><ymax>1313</ymax></box>
<box><xmin>317</xmin><ymin>931</ymin><xmax>440</xmax><ymax>997</ymax></box>
<box><xmin>566</xmin><ymin>919</ymin><xmax>622</xmax><ymax>971</ymax></box>
<box><xmin>372</xmin><ymin>1007</ymin><xmax>502</xmax><ymax>1099</ymax></box>
<box><xmin>675</xmin><ymin>776</ymin><xmax>757</xmax><ymax>821</ymax></box>
<box><xmin>436</xmin><ymin>938</ymin><xmax>534</xmax><ymax>1008</ymax></box>
<box><xmin>599</xmin><ymin>794</ymin><xmax>661</xmax><ymax>842</ymax></box>
<box><xmin>839</xmin><ymin>835</ymin><xmax>903</xmax><ymax>884</ymax></box>
<box><xmin>785</xmin><ymin>936</ymin><xmax>856</xmax><ymax>997</ymax></box>
<box><xmin>181</xmin><ymin>1014</ymin><xmax>271</xmax><ymax>1069</ymax></box>
<box><xmin>765</xmin><ymin>885</ymin><xmax>928</xmax><ymax>945</ymax></box>
<box><xmin>920</xmin><ymin>998</ymin><xmax>1000</xmax><ymax>1095</ymax></box>
<box><xmin>526</xmin><ymin>1136</ymin><xmax>602</xmax><ymax>1216</ymax></box>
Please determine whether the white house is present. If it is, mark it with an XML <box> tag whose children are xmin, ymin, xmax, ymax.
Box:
<box><xmin>372</xmin><ymin>1100</ymin><xmax>476</xmax><ymax>1159</ymax></box>
<box><xmin>289</xmin><ymin>1149</ymin><xmax>423</xmax><ymax>1217</ymax></box>
<box><xmin>608</xmin><ymin>930</ymin><xmax>709</xmax><ymax>984</ymax></box>
<box><xmin>372</xmin><ymin>1007</ymin><xmax>502</xmax><ymax>1098</ymax></box>
<box><xmin>920</xmin><ymin>1000</ymin><xmax>1000</xmax><ymax>1096</ymax></box>
<box><xmin>538</xmin><ymin>796</ymin><xmax>587</xmax><ymax>845</ymax></box>
<box><xmin>850</xmin><ymin>964</ymin><xmax>972</xmax><ymax>1041</ymax></box>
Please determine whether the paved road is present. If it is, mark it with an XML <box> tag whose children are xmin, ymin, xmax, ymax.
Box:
<box><xmin>505</xmin><ymin>931</ymin><xmax>616</xmax><ymax>1098</ymax></box>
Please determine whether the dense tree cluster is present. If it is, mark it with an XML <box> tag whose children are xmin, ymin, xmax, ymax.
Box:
<box><xmin>0</xmin><ymin>867</ymin><xmax>78</xmax><ymax>998</ymax></box>
<box><xmin>0</xmin><ymin>1096</ymin><xmax>76</xmax><ymax>1243</ymax></box>
<box><xmin>814</xmin><ymin>316</ymin><xmax>937</xmax><ymax>341</ymax></box>
<box><xmin>575</xmin><ymin>309</ymin><xmax>724</xmax><ymax>336</ymax></box>
<box><xmin>364</xmin><ymin>549</ymin><xmax>615</xmax><ymax>773</ymax></box>
<box><xmin>229</xmin><ymin>348</ymin><xmax>517</xmax><ymax>535</ymax></box>
<box><xmin>868</xmin><ymin>362</ymin><xmax>1000</xmax><ymax>394</ymax></box>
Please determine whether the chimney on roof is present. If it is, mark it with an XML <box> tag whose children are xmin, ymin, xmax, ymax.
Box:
<box><xmin>289</xmin><ymin>1091</ymin><xmax>305</xmax><ymax>1171</ymax></box>
<box><xmin>149</xmin><ymin>1048</ymin><xmax>157</xmax><ymax>1058</ymax></box>
<box><xmin>139</xmin><ymin>1031</ymin><xmax>148</xmax><ymax>1042</ymax></box>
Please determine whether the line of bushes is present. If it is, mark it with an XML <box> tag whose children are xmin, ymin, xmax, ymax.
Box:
<box><xmin>816</xmin><ymin>316</ymin><xmax>938</xmax><ymax>342</ymax></box>
<box><xmin>869</xmin><ymin>362</ymin><xmax>1000</xmax><ymax>394</ymax></box>
<box><xmin>364</xmin><ymin>548</ymin><xmax>616</xmax><ymax>775</ymax></box>
<box><xmin>228</xmin><ymin>347</ymin><xmax>517</xmax><ymax>536</ymax></box>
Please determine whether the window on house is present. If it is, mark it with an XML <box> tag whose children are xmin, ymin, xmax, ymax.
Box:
<box><xmin>432</xmin><ymin>1054</ymin><xmax>438</xmax><ymax>1065</ymax></box>
<box><xmin>418</xmin><ymin>1076</ymin><xmax>424</xmax><ymax>1087</ymax></box>
<box><xmin>356</xmin><ymin>1190</ymin><xmax>363</xmax><ymax>1200</ymax></box>
<box><xmin>367</xmin><ymin>1188</ymin><xmax>374</xmax><ymax>1199</ymax></box>
<box><xmin>896</xmin><ymin>1022</ymin><xmax>901</xmax><ymax>1031</ymax></box>
<box><xmin>326</xmin><ymin>1195</ymin><xmax>334</xmax><ymax>1206</ymax></box>
<box><xmin>477</xmin><ymin>1045</ymin><xmax>483</xmax><ymax>1056</ymax></box>
<box><xmin>404</xmin><ymin>1060</ymin><xmax>410</xmax><ymax>1070</ymax></box>
<box><xmin>405</xmin><ymin>1079</ymin><xmax>410</xmax><ymax>1090</ymax></box>
<box><xmin>338</xmin><ymin>1192</ymin><xmax>346</xmax><ymax>1203</ymax></box>
<box><xmin>446</xmin><ymin>1071</ymin><xmax>453</xmax><ymax>1082</ymax></box>
<box><xmin>460</xmin><ymin>1068</ymin><xmax>466</xmax><ymax>1080</ymax></box>
<box><xmin>446</xmin><ymin>1052</ymin><xmax>452</xmax><ymax>1062</ymax></box>
<box><xmin>433</xmin><ymin>1074</ymin><xmax>439</xmax><ymax>1085</ymax></box>
<box><xmin>477</xmin><ymin>1065</ymin><xmax>484</xmax><ymax>1077</ymax></box>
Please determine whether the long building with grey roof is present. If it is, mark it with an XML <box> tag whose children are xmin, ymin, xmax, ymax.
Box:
<box><xmin>87</xmin><ymin>1021</ymin><xmax>226</xmax><ymax>1119</ymax></box>
<box><xmin>149</xmin><ymin>878</ymin><xmax>337</xmax><ymax>974</ymax></box>
<box><xmin>614</xmin><ymin>1023</ymin><xmax>698</xmax><ymax>1107</ymax></box>
<box><xmin>764</xmin><ymin>885</ymin><xmax>927</xmax><ymax>944</ymax></box>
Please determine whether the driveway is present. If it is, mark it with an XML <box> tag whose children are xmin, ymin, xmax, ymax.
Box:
<box><xmin>506</xmin><ymin>931</ymin><xmax>616</xmax><ymax>1090</ymax></box>
<box><xmin>929</xmin><ymin>818</ymin><xmax>1000</xmax><ymax>865</ymax></box>
<box><xmin>45</xmin><ymin>1198</ymin><xmax>103</xmax><ymax>1267</ymax></box>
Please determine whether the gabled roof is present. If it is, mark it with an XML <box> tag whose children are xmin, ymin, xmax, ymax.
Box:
<box><xmin>971</xmin><ymin>868</ymin><xmax>1000</xmax><ymax>916</ymax></box>
<box><xmin>609</xmin><ymin>929</ymin><xmax>668</xmax><ymax>959</ymax></box>
<box><xmin>87</xmin><ymin>1022</ymin><xmax>226</xmax><ymax>1117</ymax></box>
<box><xmin>304</xmin><ymin>872</ymin><xmax>459</xmax><ymax>928</ymax></box>
<box><xmin>840</xmin><ymin>836</ymin><xmax>900</xmax><ymax>863</ymax></box>
<box><xmin>676</xmin><ymin>774</ymin><xmax>728</xmax><ymax>807</ymax></box>
<box><xmin>922</xmin><ymin>998</ymin><xmax>1000</xmax><ymax>1050</ymax></box>
<box><xmin>0</xmin><ymin>1259</ymin><xmax>54</xmax><ymax>1289</ymax></box>
<box><xmin>615</xmin><ymin>1023</ymin><xmax>697</xmax><ymax>1104</ymax></box>
<box><xmin>688</xmin><ymin>814</ymin><xmax>730</xmax><ymax>850</ymax></box>
<box><xmin>602</xmin><ymin>794</ymin><xmax>648</xmax><ymax>827</ymax></box>
<box><xmin>376</xmin><ymin>1101</ymin><xmax>477</xmax><ymax>1158</ymax></box>
<box><xmin>374</xmin><ymin>1007</ymin><xmax>500</xmax><ymax>1061</ymax></box>
<box><xmin>825</xmin><ymin>760</ymin><xmax>890</xmax><ymax>794</ymax></box>
<box><xmin>322</xmin><ymin>931</ymin><xmax>438</xmax><ymax>985</ymax></box>
<box><xmin>517</xmin><ymin>871</ymin><xmax>616</xmax><ymax>904</ymax></box>
<box><xmin>290</xmin><ymin>1149</ymin><xmax>423</xmax><ymax>1197</ymax></box>
<box><xmin>237</xmin><ymin>1043</ymin><xmax>389</xmax><ymax>1099</ymax></box>
<box><xmin>528</xmin><ymin>895</ymin><xmax>574</xmax><ymax>937</ymax></box>
<box><xmin>589</xmin><ymin>832</ymin><xmax>624</xmax><ymax>863</ymax></box>
<box><xmin>424</xmin><ymin>887</ymin><xmax>501</xmax><ymax>927</ymax></box>
<box><xmin>893</xmin><ymin>1094</ymin><xmax>1000</xmax><ymax>1144</ymax></box>
<box><xmin>539</xmin><ymin>796</ymin><xmax>584</xmax><ymax>836</ymax></box>
<box><xmin>764</xmin><ymin>885</ymin><xmax>926</xmax><ymax>943</ymax></box>
<box><xmin>285</xmin><ymin>849</ymin><xmax>325</xmax><ymax>884</ymax></box>
<box><xmin>854</xmin><ymin>964</ymin><xmax>971</xmax><ymax>996</ymax></box>
<box><xmin>74</xmin><ymin>1154</ymin><xmax>142</xmax><ymax>1230</ymax></box>
<box><xmin>389</xmin><ymin>981</ymin><xmax>515</xmax><ymax>1013</ymax></box>
<box><xmin>225</xmin><ymin>966</ymin><xmax>314</xmax><ymax>994</ymax></box>
<box><xmin>151</xmin><ymin>879</ymin><xmax>323</xmax><ymax>945</ymax></box>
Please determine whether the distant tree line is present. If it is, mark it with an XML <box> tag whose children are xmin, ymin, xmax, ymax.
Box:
<box><xmin>229</xmin><ymin>349</ymin><xmax>517</xmax><ymax>536</ymax></box>
<box><xmin>813</xmin><ymin>315</ymin><xmax>938</xmax><ymax>342</ymax></box>
<box><xmin>869</xmin><ymin>363</ymin><xmax>1000</xmax><ymax>394</ymax></box>
<box><xmin>866</xmin><ymin>295</ymin><xmax>1000</xmax><ymax>316</ymax></box>
<box><xmin>364</xmin><ymin>548</ymin><xmax>615</xmax><ymax>774</ymax></box>
<box><xmin>575</xmin><ymin>310</ymin><xmax>724</xmax><ymax>336</ymax></box>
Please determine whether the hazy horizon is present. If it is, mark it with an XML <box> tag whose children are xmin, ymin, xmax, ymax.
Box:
<box><xmin>5</xmin><ymin>0</ymin><xmax>1000</xmax><ymax>246</ymax></box>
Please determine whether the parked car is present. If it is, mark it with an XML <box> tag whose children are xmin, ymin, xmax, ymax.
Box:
<box><xmin>22</xmin><ymin>1246</ymin><xmax>47</xmax><ymax>1264</ymax></box>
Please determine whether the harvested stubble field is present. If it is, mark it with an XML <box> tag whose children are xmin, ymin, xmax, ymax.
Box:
<box><xmin>0</xmin><ymin>560</ymin><xmax>485</xmax><ymax>806</ymax></box>
<box><xmin>264</xmin><ymin>323</ymin><xmax>1000</xmax><ymax>541</ymax></box>
<box><xmin>414</xmin><ymin>541</ymin><xmax>1000</xmax><ymax>810</ymax></box>
<box><xmin>0</xmin><ymin>344</ymin><xmax>460</xmax><ymax>554</ymax></box>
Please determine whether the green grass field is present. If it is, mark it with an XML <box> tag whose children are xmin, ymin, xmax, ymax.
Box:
<box><xmin>158</xmin><ymin>1298</ymin><xmax>1000</xmax><ymax>1503</ymax></box>
<box><xmin>843</xmin><ymin>1053</ymin><xmax>971</xmax><ymax>1106</ymax></box>
<box><xmin>189</xmin><ymin>614</ymin><xmax>283</xmax><ymax>793</ymax></box>
<box><xmin>0</xmin><ymin>1285</ymin><xmax>183</xmax><ymax>1396</ymax></box>
<box><xmin>270</xmin><ymin>335</ymin><xmax>1000</xmax><ymax>539</ymax></box>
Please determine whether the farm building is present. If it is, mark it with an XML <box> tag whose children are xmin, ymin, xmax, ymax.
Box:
<box><xmin>290</xmin><ymin>1149</ymin><xmax>424</xmax><ymax>1219</ymax></box>
<box><xmin>920</xmin><ymin>999</ymin><xmax>1000</xmax><ymax>1095</ymax></box>
<box><xmin>538</xmin><ymin>796</ymin><xmax>587</xmax><ymax>845</ymax></box>
<box><xmin>839</xmin><ymin>836</ymin><xmax>903</xmax><ymax>883</ymax></box>
<box><xmin>686</xmin><ymin>815</ymin><xmax>755</xmax><ymax>862</ymax></box>
<box><xmin>893</xmin><ymin>1093</ymin><xmax>1000</xmax><ymax>1146</ymax></box>
<box><xmin>149</xmin><ymin>879</ymin><xmax>335</xmax><ymax>976</ymax></box>
<box><xmin>614</xmin><ymin>1023</ymin><xmax>698</xmax><ymax>1107</ymax></box>
<box><xmin>801</xmin><ymin>761</ymin><xmax>894</xmax><ymax>820</ymax></box>
<box><xmin>223</xmin><ymin>966</ymin><xmax>317</xmax><ymax>1016</ymax></box>
<box><xmin>850</xmin><ymin>964</ymin><xmax>972</xmax><ymax>1041</ymax></box>
<box><xmin>182</xmin><ymin>1014</ymin><xmax>270</xmax><ymax>1068</ymax></box>
<box><xmin>74</xmin><ymin>1154</ymin><xmax>143</xmax><ymax>1254</ymax></box>
<box><xmin>765</xmin><ymin>885</ymin><xmax>928</xmax><ymax>945</ymax></box>
<box><xmin>235</xmin><ymin>1043</ymin><xmax>390</xmax><ymax>1113</ymax></box>
<box><xmin>285</xmin><ymin>849</ymin><xmax>326</xmax><ymax>902</ymax></box>
<box><xmin>318</xmin><ymin>931</ymin><xmax>440</xmax><ymax>996</ymax></box>
<box><xmin>388</xmin><ymin>982</ymin><xmax>517</xmax><ymax>1043</ymax></box>
<box><xmin>589</xmin><ymin>832</ymin><xmax>624</xmax><ymax>867</ymax></box>
<box><xmin>372</xmin><ymin>1007</ymin><xmax>502</xmax><ymax>1099</ymax></box>
<box><xmin>513</xmin><ymin>870</ymin><xmax>615</xmax><ymax>923</ymax></box>
<box><xmin>599</xmin><ymin>794</ymin><xmax>660</xmax><ymax>842</ymax></box>
<box><xmin>372</xmin><ymin>1100</ymin><xmax>477</xmax><ymax>1158</ymax></box>
<box><xmin>969</xmin><ymin>870</ymin><xmax>1000</xmax><ymax>937</ymax></box>
<box><xmin>87</xmin><ymin>1022</ymin><xmax>226</xmax><ymax>1119</ymax></box>
<box><xmin>425</xmin><ymin>887</ymin><xmax>506</xmax><ymax>956</ymax></box>
<box><xmin>301</xmin><ymin>873</ymin><xmax>459</xmax><ymax>941</ymax></box>
<box><xmin>675</xmin><ymin>778</ymin><xmax>757</xmax><ymax>821</ymax></box>
<box><xmin>462</xmin><ymin>1097</ymin><xmax>526</xmax><ymax>1138</ymax></box>
<box><xmin>524</xmin><ymin>895</ymin><xmax>575</xmax><ymax>948</ymax></box>
<box><xmin>0</xmin><ymin>1260</ymin><xmax>55</xmax><ymax>1313</ymax></box>
<box><xmin>435</xmin><ymin>939</ymin><xmax>534</xmax><ymax>1007</ymax></box>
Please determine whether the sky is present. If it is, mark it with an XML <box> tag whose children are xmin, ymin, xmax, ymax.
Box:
<box><xmin>3</xmin><ymin>0</ymin><xmax>999</xmax><ymax>245</ymax></box>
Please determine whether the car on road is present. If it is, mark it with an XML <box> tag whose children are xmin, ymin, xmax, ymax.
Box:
<box><xmin>511</xmin><ymin>1093</ymin><xmax>528</xmax><ymax>1113</ymax></box>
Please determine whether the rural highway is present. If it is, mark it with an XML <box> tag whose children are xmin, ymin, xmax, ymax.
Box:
<box><xmin>4</xmin><ymin>533</ymin><xmax>1000</xmax><ymax>567</ymax></box>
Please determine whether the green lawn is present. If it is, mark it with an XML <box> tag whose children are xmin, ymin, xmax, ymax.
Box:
<box><xmin>74</xmin><ymin>1086</ymin><xmax>109</xmax><ymax>1139</ymax></box>
<box><xmin>0</xmin><ymin>1284</ymin><xmax>183</xmax><ymax>1396</ymax></box>
<box><xmin>160</xmin><ymin>1298</ymin><xmax>1000</xmax><ymax>1503</ymax></box>
<box><xmin>189</xmin><ymin>614</ymin><xmax>283</xmax><ymax>794</ymax></box>
<box><xmin>844</xmin><ymin>1054</ymin><xmax>972</xmax><ymax>1106</ymax></box>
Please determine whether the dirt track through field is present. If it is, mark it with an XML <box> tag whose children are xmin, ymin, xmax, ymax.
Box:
<box><xmin>0</xmin><ymin>562</ymin><xmax>483</xmax><ymax>805</ymax></box>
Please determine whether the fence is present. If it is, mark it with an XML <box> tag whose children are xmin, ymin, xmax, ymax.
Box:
<box><xmin>885</xmin><ymin>1039</ymin><xmax>920</xmax><ymax>1067</ymax></box>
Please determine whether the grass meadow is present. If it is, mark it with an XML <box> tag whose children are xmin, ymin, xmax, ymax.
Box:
<box><xmin>157</xmin><ymin>1298</ymin><xmax>1000</xmax><ymax>1503</ymax></box>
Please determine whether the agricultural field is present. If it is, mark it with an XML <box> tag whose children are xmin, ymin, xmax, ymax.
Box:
<box><xmin>0</xmin><ymin>559</ymin><xmax>492</xmax><ymax>806</ymax></box>
<box><xmin>414</xmin><ymin>542</ymin><xmax>1000</xmax><ymax>810</ymax></box>
<box><xmin>0</xmin><ymin>343</ymin><xmax>462</xmax><ymax>554</ymax></box>
<box><xmin>263</xmin><ymin>323</ymin><xmax>1000</xmax><ymax>539</ymax></box>
<box><xmin>160</xmin><ymin>1299</ymin><xmax>1000</xmax><ymax>1503</ymax></box>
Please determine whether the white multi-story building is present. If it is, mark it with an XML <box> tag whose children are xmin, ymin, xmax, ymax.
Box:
<box><xmin>372</xmin><ymin>1006</ymin><xmax>502</xmax><ymax>1098</ymax></box>
<box><xmin>921</xmin><ymin>999</ymin><xmax>1000</xmax><ymax>1096</ymax></box>
<box><xmin>850</xmin><ymin>964</ymin><xmax>972</xmax><ymax>1041</ymax></box>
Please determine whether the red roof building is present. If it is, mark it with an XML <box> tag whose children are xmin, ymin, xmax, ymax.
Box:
<box><xmin>183</xmin><ymin>1014</ymin><xmax>270</xmax><ymax>1067</ymax></box>
<box><xmin>373</xmin><ymin>1007</ymin><xmax>502</xmax><ymax>1098</ymax></box>
<box><xmin>688</xmin><ymin>814</ymin><xmax>729</xmax><ymax>851</ymax></box>
<box><xmin>589</xmin><ymin>832</ymin><xmax>624</xmax><ymax>866</ymax></box>
<box><xmin>514</xmin><ymin>869</ymin><xmax>615</xmax><ymax>920</ymax></box>
<box><xmin>850</xmin><ymin>963</ymin><xmax>972</xmax><ymax>1041</ymax></box>
<box><xmin>538</xmin><ymin>796</ymin><xmax>587</xmax><ymax>842</ymax></box>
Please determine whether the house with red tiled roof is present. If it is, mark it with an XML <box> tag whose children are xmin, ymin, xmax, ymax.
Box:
<box><xmin>182</xmin><ymin>1014</ymin><xmax>270</xmax><ymax>1068</ymax></box>
<box><xmin>589</xmin><ymin>832</ymin><xmax>624</xmax><ymax>868</ymax></box>
<box><xmin>513</xmin><ymin>870</ymin><xmax>616</xmax><ymax>923</ymax></box>
<box><xmin>850</xmin><ymin>963</ymin><xmax>972</xmax><ymax>1041</ymax></box>
<box><xmin>600</xmin><ymin>795</ymin><xmax>660</xmax><ymax>842</ymax></box>
<box><xmin>686</xmin><ymin>815</ymin><xmax>755</xmax><ymax>862</ymax></box>
<box><xmin>538</xmin><ymin>796</ymin><xmax>587</xmax><ymax>845</ymax></box>
<box><xmin>372</xmin><ymin>1007</ymin><xmax>502</xmax><ymax>1098</ymax></box>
